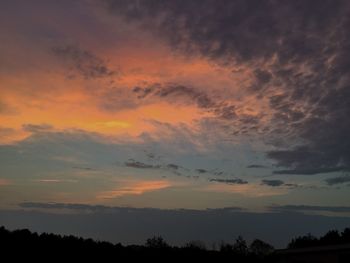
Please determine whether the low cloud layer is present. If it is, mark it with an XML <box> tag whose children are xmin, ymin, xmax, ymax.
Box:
<box><xmin>269</xmin><ymin>205</ymin><xmax>350</xmax><ymax>213</ymax></box>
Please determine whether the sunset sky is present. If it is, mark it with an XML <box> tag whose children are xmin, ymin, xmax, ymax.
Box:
<box><xmin>1</xmin><ymin>0</ymin><xmax>350</xmax><ymax>246</ymax></box>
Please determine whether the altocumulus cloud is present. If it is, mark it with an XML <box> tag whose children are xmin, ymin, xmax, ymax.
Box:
<box><xmin>103</xmin><ymin>0</ymin><xmax>350</xmax><ymax>177</ymax></box>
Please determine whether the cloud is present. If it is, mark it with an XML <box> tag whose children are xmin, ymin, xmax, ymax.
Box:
<box><xmin>246</xmin><ymin>165</ymin><xmax>268</xmax><ymax>169</ymax></box>
<box><xmin>22</xmin><ymin>123</ymin><xmax>53</xmax><ymax>133</ymax></box>
<box><xmin>0</xmin><ymin>100</ymin><xmax>17</xmax><ymax>115</ymax></box>
<box><xmin>204</xmin><ymin>182</ymin><xmax>287</xmax><ymax>197</ymax></box>
<box><xmin>209</xmin><ymin>178</ymin><xmax>248</xmax><ymax>185</ymax></box>
<box><xmin>195</xmin><ymin>169</ymin><xmax>207</xmax><ymax>174</ymax></box>
<box><xmin>0</xmin><ymin>127</ymin><xmax>15</xmax><ymax>137</ymax></box>
<box><xmin>97</xmin><ymin>180</ymin><xmax>172</xmax><ymax>199</ymax></box>
<box><xmin>132</xmin><ymin>83</ymin><xmax>259</xmax><ymax>128</ymax></box>
<box><xmin>0</xmin><ymin>178</ymin><xmax>11</xmax><ymax>186</ymax></box>
<box><xmin>269</xmin><ymin>205</ymin><xmax>350</xmax><ymax>213</ymax></box>
<box><xmin>124</xmin><ymin>160</ymin><xmax>161</xmax><ymax>169</ymax></box>
<box><xmin>268</xmin><ymin>148</ymin><xmax>350</xmax><ymax>175</ymax></box>
<box><xmin>325</xmin><ymin>175</ymin><xmax>350</xmax><ymax>185</ymax></box>
<box><xmin>52</xmin><ymin>45</ymin><xmax>115</xmax><ymax>79</ymax></box>
<box><xmin>261</xmin><ymin>180</ymin><xmax>284</xmax><ymax>187</ymax></box>
<box><xmin>166</xmin><ymin>164</ymin><xmax>180</xmax><ymax>170</ymax></box>
<box><xmin>19</xmin><ymin>202</ymin><xmax>243</xmax><ymax>213</ymax></box>
<box><xmin>103</xmin><ymin>0</ymin><xmax>350</xmax><ymax>178</ymax></box>
<box><xmin>18</xmin><ymin>202</ymin><xmax>160</xmax><ymax>212</ymax></box>
<box><xmin>33</xmin><ymin>179</ymin><xmax>78</xmax><ymax>183</ymax></box>
<box><xmin>72</xmin><ymin>166</ymin><xmax>98</xmax><ymax>171</ymax></box>
<box><xmin>0</xmin><ymin>126</ymin><xmax>25</xmax><ymax>145</ymax></box>
<box><xmin>272</xmin><ymin>166</ymin><xmax>349</xmax><ymax>175</ymax></box>
<box><xmin>133</xmin><ymin>84</ymin><xmax>215</xmax><ymax>109</ymax></box>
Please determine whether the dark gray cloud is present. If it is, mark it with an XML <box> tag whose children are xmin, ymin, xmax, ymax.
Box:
<box><xmin>103</xmin><ymin>0</ymin><xmax>350</xmax><ymax>178</ymax></box>
<box><xmin>272</xmin><ymin>166</ymin><xmax>349</xmax><ymax>175</ymax></box>
<box><xmin>52</xmin><ymin>45</ymin><xmax>115</xmax><ymax>79</ymax></box>
<box><xmin>247</xmin><ymin>164</ymin><xmax>268</xmax><ymax>169</ymax></box>
<box><xmin>2</xmin><ymin>203</ymin><xmax>350</xmax><ymax>248</ymax></box>
<box><xmin>209</xmin><ymin>178</ymin><xmax>248</xmax><ymax>185</ymax></box>
<box><xmin>261</xmin><ymin>179</ymin><xmax>284</xmax><ymax>187</ymax></box>
<box><xmin>19</xmin><ymin>202</ymin><xmax>242</xmax><ymax>213</ymax></box>
<box><xmin>124</xmin><ymin>159</ymin><xmax>186</xmax><ymax>176</ymax></box>
<box><xmin>124</xmin><ymin>160</ymin><xmax>160</xmax><ymax>169</ymax></box>
<box><xmin>132</xmin><ymin>84</ymin><xmax>216</xmax><ymax>110</ymax></box>
<box><xmin>22</xmin><ymin>123</ymin><xmax>53</xmax><ymax>133</ymax></box>
<box><xmin>19</xmin><ymin>202</ymin><xmax>115</xmax><ymax>212</ymax></box>
<box><xmin>325</xmin><ymin>175</ymin><xmax>350</xmax><ymax>185</ymax></box>
<box><xmin>166</xmin><ymin>164</ymin><xmax>179</xmax><ymax>170</ymax></box>
<box><xmin>101</xmin><ymin>82</ymin><xmax>221</xmax><ymax>114</ymax></box>
<box><xmin>195</xmin><ymin>169</ymin><xmax>207</xmax><ymax>174</ymax></box>
<box><xmin>269</xmin><ymin>205</ymin><xmax>350</xmax><ymax>213</ymax></box>
<box><xmin>132</xmin><ymin>84</ymin><xmax>253</xmax><ymax>126</ymax></box>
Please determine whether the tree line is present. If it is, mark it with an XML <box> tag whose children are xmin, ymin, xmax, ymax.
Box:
<box><xmin>0</xmin><ymin>226</ymin><xmax>349</xmax><ymax>261</ymax></box>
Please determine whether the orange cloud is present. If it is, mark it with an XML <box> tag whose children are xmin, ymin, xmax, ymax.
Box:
<box><xmin>97</xmin><ymin>180</ymin><xmax>172</xmax><ymax>199</ymax></box>
<box><xmin>0</xmin><ymin>28</ymin><xmax>268</xmax><ymax>147</ymax></box>
<box><xmin>0</xmin><ymin>178</ymin><xmax>11</xmax><ymax>186</ymax></box>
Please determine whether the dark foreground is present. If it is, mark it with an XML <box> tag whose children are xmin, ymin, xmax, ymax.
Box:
<box><xmin>1</xmin><ymin>226</ymin><xmax>350</xmax><ymax>262</ymax></box>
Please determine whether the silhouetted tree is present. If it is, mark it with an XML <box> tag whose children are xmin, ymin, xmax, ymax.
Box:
<box><xmin>250</xmin><ymin>239</ymin><xmax>274</xmax><ymax>256</ymax></box>
<box><xmin>184</xmin><ymin>240</ymin><xmax>206</xmax><ymax>250</ymax></box>
<box><xmin>219</xmin><ymin>241</ymin><xmax>234</xmax><ymax>253</ymax></box>
<box><xmin>341</xmin><ymin>228</ymin><xmax>350</xmax><ymax>243</ymax></box>
<box><xmin>233</xmin><ymin>235</ymin><xmax>248</xmax><ymax>255</ymax></box>
<box><xmin>319</xmin><ymin>230</ymin><xmax>340</xmax><ymax>245</ymax></box>
<box><xmin>288</xmin><ymin>233</ymin><xmax>318</xmax><ymax>249</ymax></box>
<box><xmin>1</xmin><ymin>225</ymin><xmax>349</xmax><ymax>261</ymax></box>
<box><xmin>145</xmin><ymin>236</ymin><xmax>169</xmax><ymax>249</ymax></box>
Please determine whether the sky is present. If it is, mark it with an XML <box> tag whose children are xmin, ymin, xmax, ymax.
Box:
<box><xmin>1</xmin><ymin>0</ymin><xmax>350</xmax><ymax>247</ymax></box>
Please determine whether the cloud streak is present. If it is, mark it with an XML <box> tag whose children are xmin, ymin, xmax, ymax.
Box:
<box><xmin>269</xmin><ymin>205</ymin><xmax>350</xmax><ymax>213</ymax></box>
<box><xmin>325</xmin><ymin>175</ymin><xmax>350</xmax><ymax>186</ymax></box>
<box><xmin>97</xmin><ymin>180</ymin><xmax>172</xmax><ymax>199</ymax></box>
<box><xmin>261</xmin><ymin>180</ymin><xmax>285</xmax><ymax>187</ymax></box>
<box><xmin>209</xmin><ymin>178</ymin><xmax>248</xmax><ymax>185</ymax></box>
<box><xmin>124</xmin><ymin>160</ymin><xmax>161</xmax><ymax>169</ymax></box>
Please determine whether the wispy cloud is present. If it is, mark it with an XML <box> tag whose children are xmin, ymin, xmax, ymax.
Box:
<box><xmin>203</xmin><ymin>182</ymin><xmax>288</xmax><ymax>197</ymax></box>
<box><xmin>97</xmin><ymin>180</ymin><xmax>172</xmax><ymax>199</ymax></box>
<box><xmin>0</xmin><ymin>178</ymin><xmax>11</xmax><ymax>186</ymax></box>
<box><xmin>325</xmin><ymin>175</ymin><xmax>350</xmax><ymax>186</ymax></box>
<box><xmin>124</xmin><ymin>160</ymin><xmax>161</xmax><ymax>169</ymax></box>
<box><xmin>209</xmin><ymin>178</ymin><xmax>248</xmax><ymax>185</ymax></box>
<box><xmin>261</xmin><ymin>180</ymin><xmax>285</xmax><ymax>187</ymax></box>
<box><xmin>33</xmin><ymin>179</ymin><xmax>78</xmax><ymax>183</ymax></box>
<box><xmin>247</xmin><ymin>164</ymin><xmax>268</xmax><ymax>169</ymax></box>
<box><xmin>22</xmin><ymin>123</ymin><xmax>53</xmax><ymax>133</ymax></box>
